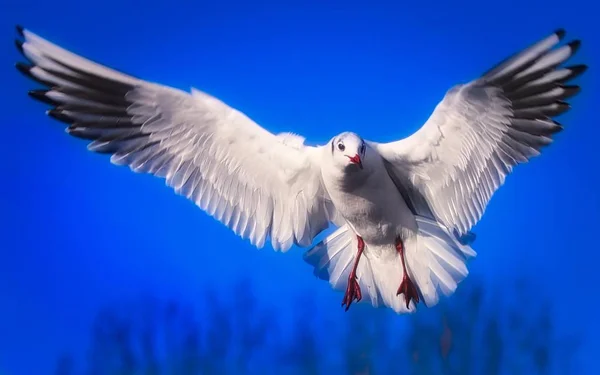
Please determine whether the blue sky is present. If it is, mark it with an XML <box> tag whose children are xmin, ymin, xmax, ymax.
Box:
<box><xmin>1</xmin><ymin>0</ymin><xmax>599</xmax><ymax>373</ymax></box>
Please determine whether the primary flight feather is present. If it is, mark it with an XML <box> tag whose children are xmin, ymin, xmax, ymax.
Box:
<box><xmin>13</xmin><ymin>26</ymin><xmax>586</xmax><ymax>314</ymax></box>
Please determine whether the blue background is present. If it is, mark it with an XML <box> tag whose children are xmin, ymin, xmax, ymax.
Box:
<box><xmin>1</xmin><ymin>0</ymin><xmax>598</xmax><ymax>374</ymax></box>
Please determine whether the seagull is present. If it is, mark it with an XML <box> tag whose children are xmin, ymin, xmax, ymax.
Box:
<box><xmin>13</xmin><ymin>26</ymin><xmax>586</xmax><ymax>314</ymax></box>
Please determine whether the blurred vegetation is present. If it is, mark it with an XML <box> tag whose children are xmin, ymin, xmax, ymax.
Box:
<box><xmin>54</xmin><ymin>277</ymin><xmax>580</xmax><ymax>375</ymax></box>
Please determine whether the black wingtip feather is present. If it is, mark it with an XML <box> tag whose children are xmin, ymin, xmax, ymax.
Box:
<box><xmin>28</xmin><ymin>90</ymin><xmax>57</xmax><ymax>106</ymax></box>
<box><xmin>547</xmin><ymin>118</ymin><xmax>565</xmax><ymax>134</ymax></box>
<box><xmin>568</xmin><ymin>40</ymin><xmax>582</xmax><ymax>54</ymax></box>
<box><xmin>66</xmin><ymin>126</ymin><xmax>95</xmax><ymax>141</ymax></box>
<box><xmin>15</xmin><ymin>39</ymin><xmax>24</xmax><ymax>55</ymax></box>
<box><xmin>555</xmin><ymin>28</ymin><xmax>566</xmax><ymax>40</ymax></box>
<box><xmin>16</xmin><ymin>25</ymin><xmax>24</xmax><ymax>37</ymax></box>
<box><xmin>561</xmin><ymin>85</ymin><xmax>581</xmax><ymax>98</ymax></box>
<box><xmin>554</xmin><ymin>101</ymin><xmax>572</xmax><ymax>116</ymax></box>
<box><xmin>15</xmin><ymin>62</ymin><xmax>33</xmax><ymax>77</ymax></box>
<box><xmin>47</xmin><ymin>109</ymin><xmax>74</xmax><ymax>124</ymax></box>
<box><xmin>567</xmin><ymin>64</ymin><xmax>588</xmax><ymax>78</ymax></box>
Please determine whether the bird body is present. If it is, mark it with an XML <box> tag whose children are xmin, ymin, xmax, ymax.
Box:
<box><xmin>311</xmin><ymin>134</ymin><xmax>472</xmax><ymax>312</ymax></box>
<box><xmin>13</xmin><ymin>26</ymin><xmax>587</xmax><ymax>314</ymax></box>
<box><xmin>320</xmin><ymin>134</ymin><xmax>417</xmax><ymax>246</ymax></box>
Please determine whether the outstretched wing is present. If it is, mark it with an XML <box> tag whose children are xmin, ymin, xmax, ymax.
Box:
<box><xmin>373</xmin><ymin>29</ymin><xmax>586</xmax><ymax>237</ymax></box>
<box><xmin>14</xmin><ymin>26</ymin><xmax>338</xmax><ymax>251</ymax></box>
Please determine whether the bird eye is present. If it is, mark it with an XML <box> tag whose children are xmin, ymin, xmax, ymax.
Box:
<box><xmin>338</xmin><ymin>143</ymin><xmax>345</xmax><ymax>151</ymax></box>
<box><xmin>360</xmin><ymin>144</ymin><xmax>365</xmax><ymax>155</ymax></box>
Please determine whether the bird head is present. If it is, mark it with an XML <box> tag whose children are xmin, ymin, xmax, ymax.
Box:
<box><xmin>329</xmin><ymin>132</ymin><xmax>368</xmax><ymax>172</ymax></box>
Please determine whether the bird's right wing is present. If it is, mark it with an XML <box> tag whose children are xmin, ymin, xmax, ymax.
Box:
<box><xmin>373</xmin><ymin>29</ymin><xmax>586</xmax><ymax>237</ymax></box>
<box><xmin>15</xmin><ymin>27</ymin><xmax>339</xmax><ymax>251</ymax></box>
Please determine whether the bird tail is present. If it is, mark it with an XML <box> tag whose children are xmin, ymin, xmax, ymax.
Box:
<box><xmin>303</xmin><ymin>216</ymin><xmax>476</xmax><ymax>314</ymax></box>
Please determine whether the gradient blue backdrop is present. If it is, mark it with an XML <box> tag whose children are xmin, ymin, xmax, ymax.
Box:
<box><xmin>1</xmin><ymin>0</ymin><xmax>598</xmax><ymax>374</ymax></box>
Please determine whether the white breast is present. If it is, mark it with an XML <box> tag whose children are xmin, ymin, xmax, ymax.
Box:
<box><xmin>322</xmin><ymin>157</ymin><xmax>417</xmax><ymax>245</ymax></box>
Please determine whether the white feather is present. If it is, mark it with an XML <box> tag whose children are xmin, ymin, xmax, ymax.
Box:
<box><xmin>18</xmin><ymin>28</ymin><xmax>336</xmax><ymax>252</ymax></box>
<box><xmin>304</xmin><ymin>217</ymin><xmax>475</xmax><ymax>314</ymax></box>
<box><xmin>373</xmin><ymin>30</ymin><xmax>583</xmax><ymax>237</ymax></box>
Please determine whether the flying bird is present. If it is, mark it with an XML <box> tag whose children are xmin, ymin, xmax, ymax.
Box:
<box><xmin>13</xmin><ymin>26</ymin><xmax>586</xmax><ymax>314</ymax></box>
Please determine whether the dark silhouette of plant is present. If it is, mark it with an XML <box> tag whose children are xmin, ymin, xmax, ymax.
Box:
<box><xmin>53</xmin><ymin>276</ymin><xmax>580</xmax><ymax>375</ymax></box>
<box><xmin>278</xmin><ymin>291</ymin><xmax>321</xmax><ymax>375</ymax></box>
<box><xmin>404</xmin><ymin>277</ymin><xmax>580</xmax><ymax>375</ymax></box>
<box><xmin>342</xmin><ymin>305</ymin><xmax>388</xmax><ymax>375</ymax></box>
<box><xmin>229</xmin><ymin>277</ymin><xmax>278</xmax><ymax>374</ymax></box>
<box><xmin>55</xmin><ymin>279</ymin><xmax>274</xmax><ymax>375</ymax></box>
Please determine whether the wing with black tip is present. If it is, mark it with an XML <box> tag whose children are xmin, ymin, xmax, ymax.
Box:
<box><xmin>373</xmin><ymin>29</ymin><xmax>587</xmax><ymax>236</ymax></box>
<box><xmin>14</xmin><ymin>26</ymin><xmax>340</xmax><ymax>251</ymax></box>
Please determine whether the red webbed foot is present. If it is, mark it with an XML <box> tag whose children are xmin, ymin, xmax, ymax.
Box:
<box><xmin>342</xmin><ymin>275</ymin><xmax>362</xmax><ymax>311</ymax></box>
<box><xmin>395</xmin><ymin>237</ymin><xmax>420</xmax><ymax>309</ymax></box>
<box><xmin>396</xmin><ymin>275</ymin><xmax>420</xmax><ymax>309</ymax></box>
<box><xmin>341</xmin><ymin>235</ymin><xmax>365</xmax><ymax>312</ymax></box>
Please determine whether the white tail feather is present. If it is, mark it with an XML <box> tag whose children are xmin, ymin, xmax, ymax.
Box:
<box><xmin>303</xmin><ymin>217</ymin><xmax>476</xmax><ymax>314</ymax></box>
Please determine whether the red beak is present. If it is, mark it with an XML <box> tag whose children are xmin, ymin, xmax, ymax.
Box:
<box><xmin>347</xmin><ymin>154</ymin><xmax>363</xmax><ymax>169</ymax></box>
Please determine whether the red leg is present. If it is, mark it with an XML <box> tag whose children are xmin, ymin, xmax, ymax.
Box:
<box><xmin>342</xmin><ymin>235</ymin><xmax>365</xmax><ymax>311</ymax></box>
<box><xmin>396</xmin><ymin>237</ymin><xmax>420</xmax><ymax>309</ymax></box>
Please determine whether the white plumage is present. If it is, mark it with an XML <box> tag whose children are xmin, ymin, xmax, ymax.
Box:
<box><xmin>14</xmin><ymin>26</ymin><xmax>586</xmax><ymax>314</ymax></box>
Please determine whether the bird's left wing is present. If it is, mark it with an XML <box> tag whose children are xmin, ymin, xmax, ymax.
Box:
<box><xmin>372</xmin><ymin>29</ymin><xmax>586</xmax><ymax>237</ymax></box>
<box><xmin>14</xmin><ymin>27</ymin><xmax>339</xmax><ymax>251</ymax></box>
